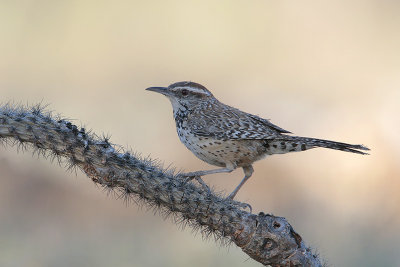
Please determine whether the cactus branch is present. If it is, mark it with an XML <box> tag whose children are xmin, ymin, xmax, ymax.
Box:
<box><xmin>0</xmin><ymin>104</ymin><xmax>323</xmax><ymax>266</ymax></box>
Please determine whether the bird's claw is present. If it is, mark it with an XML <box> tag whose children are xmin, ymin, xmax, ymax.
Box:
<box><xmin>177</xmin><ymin>173</ymin><xmax>212</xmax><ymax>195</ymax></box>
<box><xmin>193</xmin><ymin>176</ymin><xmax>212</xmax><ymax>195</ymax></box>
<box><xmin>229</xmin><ymin>200</ymin><xmax>252</xmax><ymax>213</ymax></box>
<box><xmin>177</xmin><ymin>173</ymin><xmax>196</xmax><ymax>183</ymax></box>
<box><xmin>177</xmin><ymin>171</ymin><xmax>203</xmax><ymax>178</ymax></box>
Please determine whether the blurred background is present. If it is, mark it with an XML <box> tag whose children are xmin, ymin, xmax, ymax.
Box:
<box><xmin>0</xmin><ymin>1</ymin><xmax>399</xmax><ymax>266</ymax></box>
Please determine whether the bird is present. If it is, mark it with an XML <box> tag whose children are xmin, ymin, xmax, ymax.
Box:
<box><xmin>146</xmin><ymin>81</ymin><xmax>369</xmax><ymax>200</ymax></box>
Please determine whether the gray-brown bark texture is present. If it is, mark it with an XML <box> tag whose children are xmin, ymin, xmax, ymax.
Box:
<box><xmin>0</xmin><ymin>104</ymin><xmax>323</xmax><ymax>266</ymax></box>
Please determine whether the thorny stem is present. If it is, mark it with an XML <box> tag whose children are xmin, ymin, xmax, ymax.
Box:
<box><xmin>0</xmin><ymin>104</ymin><xmax>323</xmax><ymax>266</ymax></box>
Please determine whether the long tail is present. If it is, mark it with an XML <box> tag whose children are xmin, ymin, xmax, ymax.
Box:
<box><xmin>270</xmin><ymin>136</ymin><xmax>370</xmax><ymax>155</ymax></box>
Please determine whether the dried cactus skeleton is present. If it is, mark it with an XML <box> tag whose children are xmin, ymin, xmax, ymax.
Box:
<box><xmin>0</xmin><ymin>103</ymin><xmax>323</xmax><ymax>266</ymax></box>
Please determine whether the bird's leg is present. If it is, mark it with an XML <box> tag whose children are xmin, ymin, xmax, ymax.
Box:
<box><xmin>227</xmin><ymin>165</ymin><xmax>254</xmax><ymax>200</ymax></box>
<box><xmin>226</xmin><ymin>165</ymin><xmax>254</xmax><ymax>212</ymax></box>
<box><xmin>179</xmin><ymin>167</ymin><xmax>234</xmax><ymax>178</ymax></box>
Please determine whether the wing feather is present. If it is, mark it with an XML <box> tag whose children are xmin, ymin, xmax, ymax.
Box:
<box><xmin>187</xmin><ymin>101</ymin><xmax>291</xmax><ymax>140</ymax></box>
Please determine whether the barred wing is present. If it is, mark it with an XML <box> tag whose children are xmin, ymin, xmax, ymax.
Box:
<box><xmin>187</xmin><ymin>102</ymin><xmax>291</xmax><ymax>140</ymax></box>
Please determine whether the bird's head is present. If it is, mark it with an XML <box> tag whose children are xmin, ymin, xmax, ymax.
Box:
<box><xmin>146</xmin><ymin>81</ymin><xmax>214</xmax><ymax>113</ymax></box>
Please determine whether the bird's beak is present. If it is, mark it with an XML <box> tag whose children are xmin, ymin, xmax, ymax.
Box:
<box><xmin>145</xmin><ymin>87</ymin><xmax>170</xmax><ymax>96</ymax></box>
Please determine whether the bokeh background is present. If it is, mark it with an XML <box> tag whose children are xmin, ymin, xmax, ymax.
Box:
<box><xmin>1</xmin><ymin>1</ymin><xmax>399</xmax><ymax>266</ymax></box>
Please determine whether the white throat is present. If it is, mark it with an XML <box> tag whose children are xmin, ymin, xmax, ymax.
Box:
<box><xmin>167</xmin><ymin>97</ymin><xmax>187</xmax><ymax>117</ymax></box>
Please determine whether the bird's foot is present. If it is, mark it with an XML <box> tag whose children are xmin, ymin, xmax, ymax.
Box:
<box><xmin>177</xmin><ymin>173</ymin><xmax>211</xmax><ymax>195</ymax></box>
<box><xmin>176</xmin><ymin>172</ymin><xmax>197</xmax><ymax>183</ymax></box>
<box><xmin>178</xmin><ymin>171</ymin><xmax>206</xmax><ymax>178</ymax></box>
<box><xmin>226</xmin><ymin>193</ymin><xmax>252</xmax><ymax>213</ymax></box>
<box><xmin>193</xmin><ymin>176</ymin><xmax>212</xmax><ymax>195</ymax></box>
<box><xmin>229</xmin><ymin>200</ymin><xmax>252</xmax><ymax>213</ymax></box>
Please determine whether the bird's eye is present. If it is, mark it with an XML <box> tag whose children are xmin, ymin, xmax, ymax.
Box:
<box><xmin>181</xmin><ymin>89</ymin><xmax>189</xmax><ymax>96</ymax></box>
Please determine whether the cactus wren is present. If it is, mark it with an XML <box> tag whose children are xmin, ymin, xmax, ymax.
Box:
<box><xmin>146</xmin><ymin>81</ymin><xmax>369</xmax><ymax>199</ymax></box>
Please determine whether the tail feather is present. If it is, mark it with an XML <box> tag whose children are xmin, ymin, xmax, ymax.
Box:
<box><xmin>281</xmin><ymin>136</ymin><xmax>370</xmax><ymax>155</ymax></box>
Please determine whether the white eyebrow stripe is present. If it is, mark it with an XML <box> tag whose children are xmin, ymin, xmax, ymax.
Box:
<box><xmin>186</xmin><ymin>87</ymin><xmax>211</xmax><ymax>95</ymax></box>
